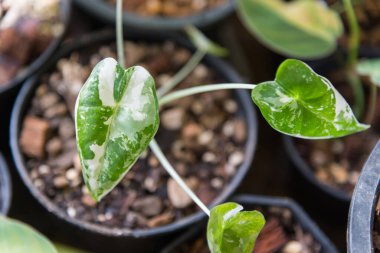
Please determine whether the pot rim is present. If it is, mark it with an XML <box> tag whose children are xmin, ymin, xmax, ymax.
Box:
<box><xmin>0</xmin><ymin>0</ymin><xmax>72</xmax><ymax>95</ymax></box>
<box><xmin>73</xmin><ymin>0</ymin><xmax>235</xmax><ymax>31</ymax></box>
<box><xmin>0</xmin><ymin>153</ymin><xmax>12</xmax><ymax>215</ymax></box>
<box><xmin>10</xmin><ymin>30</ymin><xmax>258</xmax><ymax>238</ymax></box>
<box><xmin>347</xmin><ymin>140</ymin><xmax>380</xmax><ymax>253</ymax></box>
<box><xmin>282</xmin><ymin>136</ymin><xmax>351</xmax><ymax>202</ymax></box>
<box><xmin>161</xmin><ymin>194</ymin><xmax>338</xmax><ymax>253</ymax></box>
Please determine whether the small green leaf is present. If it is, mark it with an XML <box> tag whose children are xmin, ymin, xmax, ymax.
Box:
<box><xmin>55</xmin><ymin>244</ymin><xmax>88</xmax><ymax>253</ymax></box>
<box><xmin>357</xmin><ymin>58</ymin><xmax>380</xmax><ymax>86</ymax></box>
<box><xmin>184</xmin><ymin>25</ymin><xmax>228</xmax><ymax>57</ymax></box>
<box><xmin>75</xmin><ymin>58</ymin><xmax>159</xmax><ymax>201</ymax></box>
<box><xmin>236</xmin><ymin>0</ymin><xmax>343</xmax><ymax>59</ymax></box>
<box><xmin>252</xmin><ymin>59</ymin><xmax>369</xmax><ymax>138</ymax></box>
<box><xmin>0</xmin><ymin>216</ymin><xmax>57</xmax><ymax>253</ymax></box>
<box><xmin>207</xmin><ymin>202</ymin><xmax>265</xmax><ymax>253</ymax></box>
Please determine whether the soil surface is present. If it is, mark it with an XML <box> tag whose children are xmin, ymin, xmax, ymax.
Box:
<box><xmin>173</xmin><ymin>206</ymin><xmax>321</xmax><ymax>253</ymax></box>
<box><xmin>0</xmin><ymin>0</ymin><xmax>64</xmax><ymax>85</ymax></box>
<box><xmin>327</xmin><ymin>0</ymin><xmax>380</xmax><ymax>48</ymax></box>
<box><xmin>19</xmin><ymin>40</ymin><xmax>247</xmax><ymax>229</ymax></box>
<box><xmin>295</xmin><ymin>66</ymin><xmax>380</xmax><ymax>196</ymax></box>
<box><xmin>106</xmin><ymin>0</ymin><xmax>227</xmax><ymax>17</ymax></box>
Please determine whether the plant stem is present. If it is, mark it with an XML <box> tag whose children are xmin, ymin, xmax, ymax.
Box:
<box><xmin>116</xmin><ymin>0</ymin><xmax>125</xmax><ymax>68</ymax></box>
<box><xmin>343</xmin><ymin>0</ymin><xmax>364</xmax><ymax>118</ymax></box>
<box><xmin>343</xmin><ymin>0</ymin><xmax>359</xmax><ymax>67</ymax></box>
<box><xmin>159</xmin><ymin>83</ymin><xmax>257</xmax><ymax>106</ymax></box>
<box><xmin>157</xmin><ymin>49</ymin><xmax>206</xmax><ymax>97</ymax></box>
<box><xmin>149</xmin><ymin>139</ymin><xmax>211</xmax><ymax>216</ymax></box>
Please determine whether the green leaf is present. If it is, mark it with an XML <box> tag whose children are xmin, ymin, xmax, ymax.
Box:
<box><xmin>184</xmin><ymin>25</ymin><xmax>228</xmax><ymax>57</ymax></box>
<box><xmin>0</xmin><ymin>216</ymin><xmax>57</xmax><ymax>253</ymax></box>
<box><xmin>357</xmin><ymin>58</ymin><xmax>380</xmax><ymax>86</ymax></box>
<box><xmin>236</xmin><ymin>0</ymin><xmax>343</xmax><ymax>59</ymax></box>
<box><xmin>55</xmin><ymin>244</ymin><xmax>88</xmax><ymax>253</ymax></box>
<box><xmin>75</xmin><ymin>58</ymin><xmax>159</xmax><ymax>201</ymax></box>
<box><xmin>252</xmin><ymin>59</ymin><xmax>369</xmax><ymax>138</ymax></box>
<box><xmin>207</xmin><ymin>202</ymin><xmax>265</xmax><ymax>253</ymax></box>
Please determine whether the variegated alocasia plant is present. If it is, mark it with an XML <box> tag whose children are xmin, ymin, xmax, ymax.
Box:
<box><xmin>75</xmin><ymin>56</ymin><xmax>367</xmax><ymax>253</ymax></box>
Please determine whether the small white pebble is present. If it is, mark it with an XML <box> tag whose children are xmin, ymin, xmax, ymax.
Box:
<box><xmin>228</xmin><ymin>151</ymin><xmax>244</xmax><ymax>167</ymax></box>
<box><xmin>67</xmin><ymin>207</ymin><xmax>76</xmax><ymax>218</ymax></box>
<box><xmin>66</xmin><ymin>168</ymin><xmax>78</xmax><ymax>181</ymax></box>
<box><xmin>198</xmin><ymin>131</ymin><xmax>213</xmax><ymax>145</ymax></box>
<box><xmin>38</xmin><ymin>165</ymin><xmax>50</xmax><ymax>175</ymax></box>
<box><xmin>203</xmin><ymin>152</ymin><xmax>217</xmax><ymax>163</ymax></box>
<box><xmin>211</xmin><ymin>178</ymin><xmax>223</xmax><ymax>189</ymax></box>
<box><xmin>282</xmin><ymin>241</ymin><xmax>303</xmax><ymax>253</ymax></box>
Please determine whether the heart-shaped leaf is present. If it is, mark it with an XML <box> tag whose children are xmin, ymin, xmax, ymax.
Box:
<box><xmin>252</xmin><ymin>59</ymin><xmax>369</xmax><ymax>138</ymax></box>
<box><xmin>207</xmin><ymin>202</ymin><xmax>265</xmax><ymax>253</ymax></box>
<box><xmin>0</xmin><ymin>216</ymin><xmax>57</xmax><ymax>253</ymax></box>
<box><xmin>236</xmin><ymin>0</ymin><xmax>343</xmax><ymax>59</ymax></box>
<box><xmin>357</xmin><ymin>58</ymin><xmax>380</xmax><ymax>86</ymax></box>
<box><xmin>75</xmin><ymin>58</ymin><xmax>159</xmax><ymax>201</ymax></box>
<box><xmin>184</xmin><ymin>25</ymin><xmax>228</xmax><ymax>57</ymax></box>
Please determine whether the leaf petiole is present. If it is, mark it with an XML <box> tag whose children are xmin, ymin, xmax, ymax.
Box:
<box><xmin>149</xmin><ymin>139</ymin><xmax>211</xmax><ymax>216</ymax></box>
<box><xmin>159</xmin><ymin>83</ymin><xmax>257</xmax><ymax>106</ymax></box>
<box><xmin>116</xmin><ymin>0</ymin><xmax>125</xmax><ymax>68</ymax></box>
<box><xmin>157</xmin><ymin>49</ymin><xmax>206</xmax><ymax>97</ymax></box>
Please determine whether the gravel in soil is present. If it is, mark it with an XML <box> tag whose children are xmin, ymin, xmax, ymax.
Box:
<box><xmin>327</xmin><ymin>0</ymin><xmax>380</xmax><ymax>48</ymax></box>
<box><xmin>19</xmin><ymin>40</ymin><xmax>247</xmax><ymax>229</ymax></box>
<box><xmin>174</xmin><ymin>206</ymin><xmax>321</xmax><ymax>253</ymax></box>
<box><xmin>0</xmin><ymin>0</ymin><xmax>64</xmax><ymax>85</ymax></box>
<box><xmin>106</xmin><ymin>0</ymin><xmax>227</xmax><ymax>17</ymax></box>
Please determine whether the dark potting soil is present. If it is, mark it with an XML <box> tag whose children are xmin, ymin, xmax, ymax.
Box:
<box><xmin>174</xmin><ymin>206</ymin><xmax>321</xmax><ymax>253</ymax></box>
<box><xmin>294</xmin><ymin>67</ymin><xmax>380</xmax><ymax>196</ymax></box>
<box><xmin>106</xmin><ymin>0</ymin><xmax>227</xmax><ymax>17</ymax></box>
<box><xmin>327</xmin><ymin>0</ymin><xmax>380</xmax><ymax>48</ymax></box>
<box><xmin>19</xmin><ymin>40</ymin><xmax>247</xmax><ymax>229</ymax></box>
<box><xmin>0</xmin><ymin>0</ymin><xmax>64</xmax><ymax>85</ymax></box>
<box><xmin>374</xmin><ymin>196</ymin><xmax>380</xmax><ymax>252</ymax></box>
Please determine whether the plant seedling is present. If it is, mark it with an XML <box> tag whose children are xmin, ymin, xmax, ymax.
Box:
<box><xmin>74</xmin><ymin>2</ymin><xmax>368</xmax><ymax>252</ymax></box>
<box><xmin>237</xmin><ymin>0</ymin><xmax>380</xmax><ymax>124</ymax></box>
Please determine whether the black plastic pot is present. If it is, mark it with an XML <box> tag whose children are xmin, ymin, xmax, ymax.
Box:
<box><xmin>0</xmin><ymin>0</ymin><xmax>71</xmax><ymax>150</ymax></box>
<box><xmin>0</xmin><ymin>0</ymin><xmax>71</xmax><ymax>96</ymax></box>
<box><xmin>347</xmin><ymin>140</ymin><xmax>380</xmax><ymax>253</ymax></box>
<box><xmin>283</xmin><ymin>136</ymin><xmax>351</xmax><ymax>213</ymax></box>
<box><xmin>161</xmin><ymin>194</ymin><xmax>339</xmax><ymax>253</ymax></box>
<box><xmin>73</xmin><ymin>0</ymin><xmax>234</xmax><ymax>31</ymax></box>
<box><xmin>0</xmin><ymin>153</ymin><xmax>12</xmax><ymax>215</ymax></box>
<box><xmin>10</xmin><ymin>30</ymin><xmax>258</xmax><ymax>253</ymax></box>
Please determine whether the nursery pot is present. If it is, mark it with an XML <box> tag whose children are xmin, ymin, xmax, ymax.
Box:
<box><xmin>347</xmin><ymin>140</ymin><xmax>380</xmax><ymax>253</ymax></box>
<box><xmin>0</xmin><ymin>153</ymin><xmax>12</xmax><ymax>215</ymax></box>
<box><xmin>0</xmin><ymin>0</ymin><xmax>71</xmax><ymax>96</ymax></box>
<box><xmin>73</xmin><ymin>0</ymin><xmax>235</xmax><ymax>31</ymax></box>
<box><xmin>10</xmin><ymin>30</ymin><xmax>258</xmax><ymax>253</ymax></box>
<box><xmin>283</xmin><ymin>135</ymin><xmax>351</xmax><ymax>212</ymax></box>
<box><xmin>0</xmin><ymin>0</ymin><xmax>71</xmax><ymax>149</ymax></box>
<box><xmin>161</xmin><ymin>194</ymin><xmax>339</xmax><ymax>253</ymax></box>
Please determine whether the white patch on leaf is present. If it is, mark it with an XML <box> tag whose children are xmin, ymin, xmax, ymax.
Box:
<box><xmin>223</xmin><ymin>204</ymin><xmax>243</xmax><ymax>222</ymax></box>
<box><xmin>121</xmin><ymin>66</ymin><xmax>150</xmax><ymax>121</ymax></box>
<box><xmin>86</xmin><ymin>143</ymin><xmax>105</xmax><ymax>191</ymax></box>
<box><xmin>98</xmin><ymin>58</ymin><xmax>117</xmax><ymax>107</ymax></box>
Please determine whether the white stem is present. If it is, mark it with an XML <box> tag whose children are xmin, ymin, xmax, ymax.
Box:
<box><xmin>159</xmin><ymin>83</ymin><xmax>257</xmax><ymax>106</ymax></box>
<box><xmin>157</xmin><ymin>49</ymin><xmax>206</xmax><ymax>97</ymax></box>
<box><xmin>149</xmin><ymin>139</ymin><xmax>211</xmax><ymax>216</ymax></box>
<box><xmin>116</xmin><ymin>0</ymin><xmax>125</xmax><ymax>68</ymax></box>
